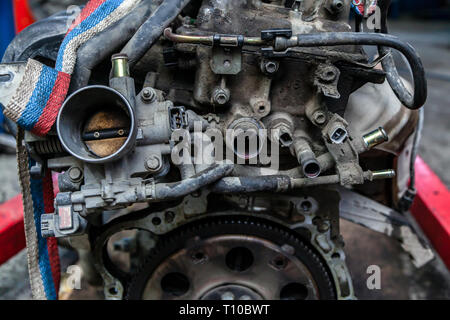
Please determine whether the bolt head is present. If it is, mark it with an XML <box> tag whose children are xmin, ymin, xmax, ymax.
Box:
<box><xmin>264</xmin><ymin>61</ymin><xmax>279</xmax><ymax>74</ymax></box>
<box><xmin>145</xmin><ymin>156</ymin><xmax>161</xmax><ymax>171</ymax></box>
<box><xmin>318</xmin><ymin>65</ymin><xmax>338</xmax><ymax>83</ymax></box>
<box><xmin>261</xmin><ymin>59</ymin><xmax>279</xmax><ymax>75</ymax></box>
<box><xmin>68</xmin><ymin>167</ymin><xmax>83</xmax><ymax>181</ymax></box>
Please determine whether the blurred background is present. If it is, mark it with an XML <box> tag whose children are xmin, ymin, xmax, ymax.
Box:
<box><xmin>0</xmin><ymin>0</ymin><xmax>449</xmax><ymax>300</ymax></box>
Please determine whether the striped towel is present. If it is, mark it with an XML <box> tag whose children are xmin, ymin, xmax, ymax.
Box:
<box><xmin>4</xmin><ymin>0</ymin><xmax>140</xmax><ymax>136</ymax></box>
<box><xmin>351</xmin><ymin>0</ymin><xmax>378</xmax><ymax>17</ymax></box>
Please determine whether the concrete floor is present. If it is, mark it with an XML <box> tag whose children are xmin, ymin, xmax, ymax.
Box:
<box><xmin>0</xmin><ymin>19</ymin><xmax>449</xmax><ymax>300</ymax></box>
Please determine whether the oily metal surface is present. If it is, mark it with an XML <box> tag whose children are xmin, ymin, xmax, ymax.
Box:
<box><xmin>141</xmin><ymin>235</ymin><xmax>320</xmax><ymax>300</ymax></box>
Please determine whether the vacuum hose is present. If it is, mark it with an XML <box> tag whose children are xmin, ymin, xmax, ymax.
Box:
<box><xmin>376</xmin><ymin>0</ymin><xmax>427</xmax><ymax>110</ymax></box>
<box><xmin>275</xmin><ymin>31</ymin><xmax>427</xmax><ymax>109</ymax></box>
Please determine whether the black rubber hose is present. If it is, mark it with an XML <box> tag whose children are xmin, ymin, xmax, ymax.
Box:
<box><xmin>154</xmin><ymin>162</ymin><xmax>234</xmax><ymax>200</ymax></box>
<box><xmin>1</xmin><ymin>11</ymin><xmax>69</xmax><ymax>63</ymax></box>
<box><xmin>375</xmin><ymin>0</ymin><xmax>426</xmax><ymax>110</ymax></box>
<box><xmin>211</xmin><ymin>176</ymin><xmax>292</xmax><ymax>194</ymax></box>
<box><xmin>121</xmin><ymin>0</ymin><xmax>192</xmax><ymax>68</ymax></box>
<box><xmin>70</xmin><ymin>0</ymin><xmax>156</xmax><ymax>91</ymax></box>
<box><xmin>282</xmin><ymin>31</ymin><xmax>427</xmax><ymax>109</ymax></box>
<box><xmin>409</xmin><ymin>108</ymin><xmax>424</xmax><ymax>189</ymax></box>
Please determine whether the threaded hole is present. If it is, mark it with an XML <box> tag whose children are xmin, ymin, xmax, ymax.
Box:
<box><xmin>226</xmin><ymin>247</ymin><xmax>254</xmax><ymax>272</ymax></box>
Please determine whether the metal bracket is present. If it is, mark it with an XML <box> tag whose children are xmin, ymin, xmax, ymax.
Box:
<box><xmin>210</xmin><ymin>46</ymin><xmax>242</xmax><ymax>75</ymax></box>
<box><xmin>314</xmin><ymin>63</ymin><xmax>341</xmax><ymax>99</ymax></box>
<box><xmin>260</xmin><ymin>28</ymin><xmax>292</xmax><ymax>41</ymax></box>
<box><xmin>0</xmin><ymin>62</ymin><xmax>27</xmax><ymax>107</ymax></box>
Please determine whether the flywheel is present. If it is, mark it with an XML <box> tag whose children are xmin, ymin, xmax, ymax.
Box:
<box><xmin>126</xmin><ymin>217</ymin><xmax>336</xmax><ymax>300</ymax></box>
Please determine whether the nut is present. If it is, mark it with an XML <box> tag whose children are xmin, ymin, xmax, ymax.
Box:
<box><xmin>141</xmin><ymin>87</ymin><xmax>156</xmax><ymax>102</ymax></box>
<box><xmin>261</xmin><ymin>60</ymin><xmax>279</xmax><ymax>74</ymax></box>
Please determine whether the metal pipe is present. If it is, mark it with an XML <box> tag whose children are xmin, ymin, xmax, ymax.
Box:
<box><xmin>70</xmin><ymin>0</ymin><xmax>155</xmax><ymax>91</ymax></box>
<box><xmin>290</xmin><ymin>175</ymin><xmax>340</xmax><ymax>188</ymax></box>
<box><xmin>163</xmin><ymin>28</ymin><xmax>266</xmax><ymax>47</ymax></box>
<box><xmin>111</xmin><ymin>53</ymin><xmax>130</xmax><ymax>78</ymax></box>
<box><xmin>364</xmin><ymin>169</ymin><xmax>396</xmax><ymax>181</ymax></box>
<box><xmin>362</xmin><ymin>127</ymin><xmax>389</xmax><ymax>149</ymax></box>
<box><xmin>291</xmin><ymin>138</ymin><xmax>321</xmax><ymax>178</ymax></box>
<box><xmin>212</xmin><ymin>170</ymin><xmax>395</xmax><ymax>194</ymax></box>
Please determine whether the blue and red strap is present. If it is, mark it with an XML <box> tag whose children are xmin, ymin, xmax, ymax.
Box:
<box><xmin>351</xmin><ymin>0</ymin><xmax>378</xmax><ymax>17</ymax></box>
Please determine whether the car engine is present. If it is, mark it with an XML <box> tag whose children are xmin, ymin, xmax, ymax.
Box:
<box><xmin>0</xmin><ymin>0</ymin><xmax>430</xmax><ymax>300</ymax></box>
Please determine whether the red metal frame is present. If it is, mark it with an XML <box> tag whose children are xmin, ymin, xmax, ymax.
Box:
<box><xmin>12</xmin><ymin>0</ymin><xmax>35</xmax><ymax>33</ymax></box>
<box><xmin>411</xmin><ymin>157</ymin><xmax>450</xmax><ymax>269</ymax></box>
<box><xmin>0</xmin><ymin>195</ymin><xmax>25</xmax><ymax>265</ymax></box>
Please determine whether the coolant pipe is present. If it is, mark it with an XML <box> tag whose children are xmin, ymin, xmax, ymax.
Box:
<box><xmin>70</xmin><ymin>0</ymin><xmax>155</xmax><ymax>91</ymax></box>
<box><xmin>362</xmin><ymin>127</ymin><xmax>389</xmax><ymax>149</ymax></box>
<box><xmin>291</xmin><ymin>138</ymin><xmax>321</xmax><ymax>178</ymax></box>
<box><xmin>109</xmin><ymin>53</ymin><xmax>136</xmax><ymax>108</ymax></box>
